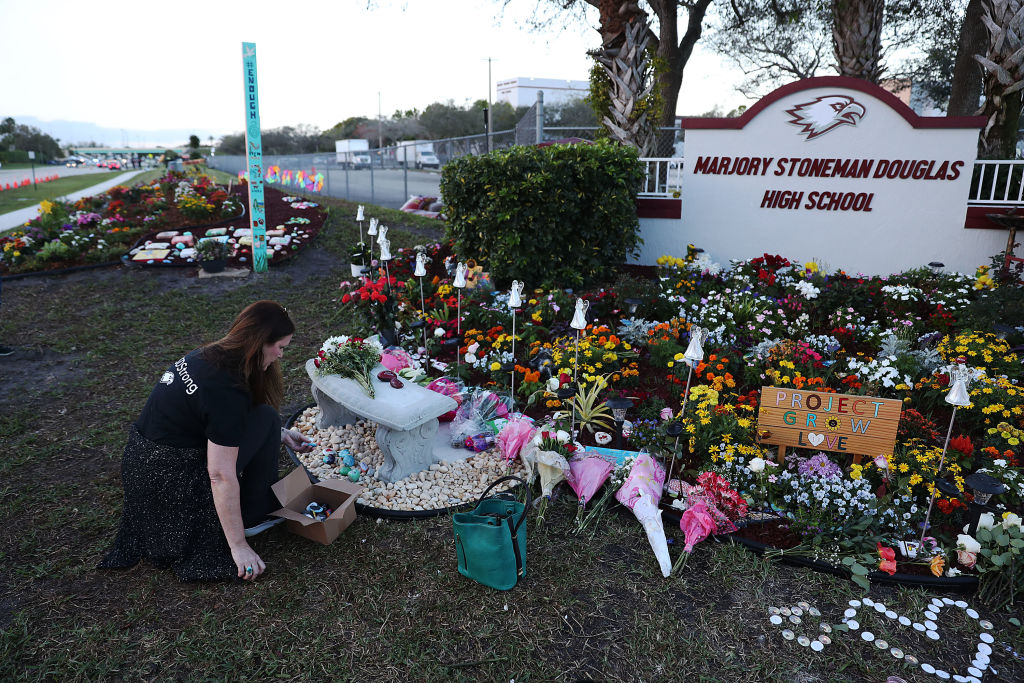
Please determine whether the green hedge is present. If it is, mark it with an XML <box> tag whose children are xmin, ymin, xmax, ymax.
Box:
<box><xmin>440</xmin><ymin>140</ymin><xmax>644</xmax><ymax>289</ymax></box>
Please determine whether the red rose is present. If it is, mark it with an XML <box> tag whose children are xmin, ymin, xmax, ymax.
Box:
<box><xmin>341</xmin><ymin>293</ymin><xmax>351</xmax><ymax>304</ymax></box>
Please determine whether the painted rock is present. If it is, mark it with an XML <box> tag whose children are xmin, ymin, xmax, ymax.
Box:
<box><xmin>342</xmin><ymin>452</ymin><xmax>355</xmax><ymax>467</ymax></box>
<box><xmin>338</xmin><ymin>466</ymin><xmax>351</xmax><ymax>476</ymax></box>
<box><xmin>347</xmin><ymin>469</ymin><xmax>361</xmax><ymax>483</ymax></box>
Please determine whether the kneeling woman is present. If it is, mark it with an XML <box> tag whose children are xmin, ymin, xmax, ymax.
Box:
<box><xmin>101</xmin><ymin>301</ymin><xmax>311</xmax><ymax>581</ymax></box>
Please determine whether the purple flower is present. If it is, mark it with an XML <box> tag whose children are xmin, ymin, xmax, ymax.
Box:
<box><xmin>797</xmin><ymin>453</ymin><xmax>842</xmax><ymax>480</ymax></box>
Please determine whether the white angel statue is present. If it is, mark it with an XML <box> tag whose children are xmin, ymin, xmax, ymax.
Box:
<box><xmin>570</xmin><ymin>298</ymin><xmax>589</xmax><ymax>330</ymax></box>
<box><xmin>509</xmin><ymin>280</ymin><xmax>525</xmax><ymax>308</ymax></box>
<box><xmin>453</xmin><ymin>261</ymin><xmax>467</xmax><ymax>288</ymax></box>
<box><xmin>683</xmin><ymin>326</ymin><xmax>710</xmax><ymax>366</ymax></box>
<box><xmin>378</xmin><ymin>237</ymin><xmax>392</xmax><ymax>262</ymax></box>
<box><xmin>414</xmin><ymin>252</ymin><xmax>427</xmax><ymax>277</ymax></box>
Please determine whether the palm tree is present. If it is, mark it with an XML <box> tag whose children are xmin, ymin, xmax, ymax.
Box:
<box><xmin>975</xmin><ymin>0</ymin><xmax>1024</xmax><ymax>159</ymax></box>
<box><xmin>591</xmin><ymin>1</ymin><xmax>656</xmax><ymax>156</ymax></box>
<box><xmin>832</xmin><ymin>0</ymin><xmax>885</xmax><ymax>82</ymax></box>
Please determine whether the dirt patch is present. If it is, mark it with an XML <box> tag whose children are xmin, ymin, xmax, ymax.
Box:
<box><xmin>0</xmin><ymin>347</ymin><xmax>86</xmax><ymax>408</ymax></box>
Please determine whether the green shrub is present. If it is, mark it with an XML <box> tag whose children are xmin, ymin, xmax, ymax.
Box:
<box><xmin>440</xmin><ymin>140</ymin><xmax>644</xmax><ymax>289</ymax></box>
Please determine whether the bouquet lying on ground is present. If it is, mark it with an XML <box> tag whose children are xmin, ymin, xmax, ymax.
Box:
<box><xmin>615</xmin><ymin>451</ymin><xmax>672</xmax><ymax>577</ymax></box>
<box><xmin>314</xmin><ymin>335</ymin><xmax>384</xmax><ymax>398</ymax></box>
<box><xmin>521</xmin><ymin>426</ymin><xmax>576</xmax><ymax>527</ymax></box>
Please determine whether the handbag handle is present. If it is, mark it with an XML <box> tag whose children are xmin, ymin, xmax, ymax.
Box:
<box><xmin>477</xmin><ymin>475</ymin><xmax>531</xmax><ymax>535</ymax></box>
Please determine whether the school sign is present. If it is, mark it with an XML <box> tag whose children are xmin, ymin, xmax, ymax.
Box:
<box><xmin>640</xmin><ymin>77</ymin><xmax>1005</xmax><ymax>275</ymax></box>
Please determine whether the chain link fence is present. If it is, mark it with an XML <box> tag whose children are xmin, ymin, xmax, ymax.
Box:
<box><xmin>207</xmin><ymin>118</ymin><xmax>683</xmax><ymax>209</ymax></box>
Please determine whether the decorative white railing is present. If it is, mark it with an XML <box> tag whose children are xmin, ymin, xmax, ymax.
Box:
<box><xmin>639</xmin><ymin>157</ymin><xmax>1024</xmax><ymax>208</ymax></box>
<box><xmin>968</xmin><ymin>160</ymin><xmax>1024</xmax><ymax>206</ymax></box>
<box><xmin>638</xmin><ymin>157</ymin><xmax>684</xmax><ymax>197</ymax></box>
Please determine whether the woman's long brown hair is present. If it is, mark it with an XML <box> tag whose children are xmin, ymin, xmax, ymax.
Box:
<box><xmin>203</xmin><ymin>300</ymin><xmax>295</xmax><ymax>409</ymax></box>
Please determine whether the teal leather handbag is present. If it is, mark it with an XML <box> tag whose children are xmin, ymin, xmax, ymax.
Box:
<box><xmin>452</xmin><ymin>476</ymin><xmax>529</xmax><ymax>590</ymax></box>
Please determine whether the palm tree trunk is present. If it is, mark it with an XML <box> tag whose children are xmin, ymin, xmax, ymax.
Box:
<box><xmin>833</xmin><ymin>0</ymin><xmax>885</xmax><ymax>82</ymax></box>
<box><xmin>976</xmin><ymin>0</ymin><xmax>1024</xmax><ymax>159</ymax></box>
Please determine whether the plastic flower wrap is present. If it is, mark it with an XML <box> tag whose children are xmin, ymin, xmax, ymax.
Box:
<box><xmin>497</xmin><ymin>417</ymin><xmax>537</xmax><ymax>468</ymax></box>
<box><xmin>567</xmin><ymin>456</ymin><xmax>614</xmax><ymax>526</ymax></box>
<box><xmin>380</xmin><ymin>347</ymin><xmax>413</xmax><ymax>373</ymax></box>
<box><xmin>451</xmin><ymin>388</ymin><xmax>513</xmax><ymax>443</ymax></box>
<box><xmin>524</xmin><ymin>427</ymin><xmax>576</xmax><ymax>527</ymax></box>
<box><xmin>426</xmin><ymin>377</ymin><xmax>465</xmax><ymax>422</ymax></box>
<box><xmin>615</xmin><ymin>451</ymin><xmax>671</xmax><ymax>577</ymax></box>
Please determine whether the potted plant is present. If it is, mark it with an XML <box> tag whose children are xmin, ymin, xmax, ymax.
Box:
<box><xmin>349</xmin><ymin>241</ymin><xmax>369</xmax><ymax>277</ymax></box>
<box><xmin>195</xmin><ymin>238</ymin><xmax>229</xmax><ymax>273</ymax></box>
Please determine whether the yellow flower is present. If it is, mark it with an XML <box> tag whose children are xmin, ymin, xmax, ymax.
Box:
<box><xmin>39</xmin><ymin>200</ymin><xmax>54</xmax><ymax>215</ymax></box>
<box><xmin>909</xmin><ymin>474</ymin><xmax>923</xmax><ymax>486</ymax></box>
<box><xmin>489</xmin><ymin>362</ymin><xmax>501</xmax><ymax>371</ymax></box>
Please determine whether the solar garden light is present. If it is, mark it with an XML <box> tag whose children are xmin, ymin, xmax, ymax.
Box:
<box><xmin>367</xmin><ymin>217</ymin><xmax>378</xmax><ymax>262</ymax></box>
<box><xmin>663</xmin><ymin>421</ymin><xmax>684</xmax><ymax>491</ymax></box>
<box><xmin>507</xmin><ymin>281</ymin><xmax>525</xmax><ymax>406</ymax></box>
<box><xmin>928</xmin><ymin>261</ymin><xmax>945</xmax><ymax>273</ymax></box>
<box><xmin>606</xmin><ymin>396</ymin><xmax>632</xmax><ymax>448</ymax></box>
<box><xmin>569</xmin><ymin>297</ymin><xmax>589</xmax><ymax>386</ymax></box>
<box><xmin>679</xmin><ymin>326</ymin><xmax>710</xmax><ymax>418</ymax></box>
<box><xmin>453</xmin><ymin>262</ymin><xmax>468</xmax><ymax>373</ymax></box>
<box><xmin>965</xmin><ymin>472</ymin><xmax>1007</xmax><ymax>537</ymax></box>
<box><xmin>414</xmin><ymin>252</ymin><xmax>428</xmax><ymax>355</ymax></box>
<box><xmin>919</xmin><ymin>359</ymin><xmax>974</xmax><ymax>547</ymax></box>
<box><xmin>623</xmin><ymin>297</ymin><xmax>642</xmax><ymax>315</ymax></box>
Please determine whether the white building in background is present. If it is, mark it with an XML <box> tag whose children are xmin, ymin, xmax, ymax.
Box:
<box><xmin>496</xmin><ymin>77</ymin><xmax>590</xmax><ymax>107</ymax></box>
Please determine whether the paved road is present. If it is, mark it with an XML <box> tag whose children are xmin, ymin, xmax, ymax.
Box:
<box><xmin>321</xmin><ymin>168</ymin><xmax>442</xmax><ymax>208</ymax></box>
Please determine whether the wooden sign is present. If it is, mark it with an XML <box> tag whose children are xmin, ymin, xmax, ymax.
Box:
<box><xmin>756</xmin><ymin>386</ymin><xmax>902</xmax><ymax>462</ymax></box>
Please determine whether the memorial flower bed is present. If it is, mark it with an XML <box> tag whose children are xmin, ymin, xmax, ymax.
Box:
<box><xmin>303</xmin><ymin>229</ymin><xmax>1023</xmax><ymax>600</ymax></box>
<box><xmin>0</xmin><ymin>171</ymin><xmax>326</xmax><ymax>275</ymax></box>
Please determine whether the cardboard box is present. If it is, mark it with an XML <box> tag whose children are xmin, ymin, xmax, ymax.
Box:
<box><xmin>270</xmin><ymin>467</ymin><xmax>363</xmax><ymax>545</ymax></box>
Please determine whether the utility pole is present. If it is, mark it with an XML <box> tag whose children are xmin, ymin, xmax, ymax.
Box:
<box><xmin>486</xmin><ymin>57</ymin><xmax>493</xmax><ymax>153</ymax></box>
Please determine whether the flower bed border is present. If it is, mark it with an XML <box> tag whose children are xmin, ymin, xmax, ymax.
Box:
<box><xmin>284</xmin><ymin>403</ymin><xmax>494</xmax><ymax>521</ymax></box>
<box><xmin>703</xmin><ymin>517</ymin><xmax>981</xmax><ymax>592</ymax></box>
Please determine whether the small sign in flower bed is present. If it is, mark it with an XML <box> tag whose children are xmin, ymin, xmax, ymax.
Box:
<box><xmin>321</xmin><ymin>210</ymin><xmax>1023</xmax><ymax>597</ymax></box>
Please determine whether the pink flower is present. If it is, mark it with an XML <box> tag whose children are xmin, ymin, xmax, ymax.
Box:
<box><xmin>659</xmin><ymin>407</ymin><xmax>674</xmax><ymax>421</ymax></box>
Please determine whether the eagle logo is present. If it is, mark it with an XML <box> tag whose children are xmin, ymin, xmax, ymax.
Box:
<box><xmin>785</xmin><ymin>95</ymin><xmax>866</xmax><ymax>140</ymax></box>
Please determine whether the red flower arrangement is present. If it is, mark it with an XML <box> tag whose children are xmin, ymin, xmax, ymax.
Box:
<box><xmin>693</xmin><ymin>472</ymin><xmax>748</xmax><ymax>521</ymax></box>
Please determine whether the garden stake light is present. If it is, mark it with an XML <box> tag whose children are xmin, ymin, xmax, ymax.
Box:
<box><xmin>356</xmin><ymin>204</ymin><xmax>364</xmax><ymax>244</ymax></box>
<box><xmin>964</xmin><ymin>471</ymin><xmax>1007</xmax><ymax>536</ymax></box>
<box><xmin>919</xmin><ymin>359</ymin><xmax>976</xmax><ymax>548</ymax></box>
<box><xmin>570</xmin><ymin>297</ymin><xmax>589</xmax><ymax>387</ymax></box>
<box><xmin>679</xmin><ymin>326</ymin><xmax>709</xmax><ymax>419</ymax></box>
<box><xmin>508</xmin><ymin>280</ymin><xmax>525</xmax><ymax>407</ymax></box>
<box><xmin>414</xmin><ymin>252</ymin><xmax>428</xmax><ymax>356</ymax></box>
<box><xmin>606</xmin><ymin>396</ymin><xmax>632</xmax><ymax>449</ymax></box>
<box><xmin>664</xmin><ymin>420</ymin><xmax>684</xmax><ymax>494</ymax></box>
<box><xmin>453</xmin><ymin>261</ymin><xmax>467</xmax><ymax>373</ymax></box>
<box><xmin>376</xmin><ymin>224</ymin><xmax>389</xmax><ymax>282</ymax></box>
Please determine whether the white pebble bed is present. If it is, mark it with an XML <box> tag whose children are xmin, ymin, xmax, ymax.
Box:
<box><xmin>290</xmin><ymin>406</ymin><xmax>524</xmax><ymax>512</ymax></box>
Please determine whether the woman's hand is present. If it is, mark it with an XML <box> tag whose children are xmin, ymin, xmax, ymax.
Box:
<box><xmin>281</xmin><ymin>428</ymin><xmax>313</xmax><ymax>453</ymax></box>
<box><xmin>230</xmin><ymin>542</ymin><xmax>266</xmax><ymax>581</ymax></box>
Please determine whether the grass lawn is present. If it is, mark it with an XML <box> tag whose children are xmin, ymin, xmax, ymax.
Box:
<box><xmin>0</xmin><ymin>187</ymin><xmax>1021</xmax><ymax>681</ymax></box>
<box><xmin>0</xmin><ymin>171</ymin><xmax>133</xmax><ymax>216</ymax></box>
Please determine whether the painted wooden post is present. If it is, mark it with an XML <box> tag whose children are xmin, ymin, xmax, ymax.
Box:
<box><xmin>242</xmin><ymin>42</ymin><xmax>269</xmax><ymax>273</ymax></box>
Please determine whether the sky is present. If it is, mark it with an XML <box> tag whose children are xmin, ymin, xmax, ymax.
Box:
<box><xmin>0</xmin><ymin>0</ymin><xmax>750</xmax><ymax>146</ymax></box>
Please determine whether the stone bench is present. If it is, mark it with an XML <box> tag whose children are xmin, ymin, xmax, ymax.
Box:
<box><xmin>306</xmin><ymin>359</ymin><xmax>458</xmax><ymax>483</ymax></box>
